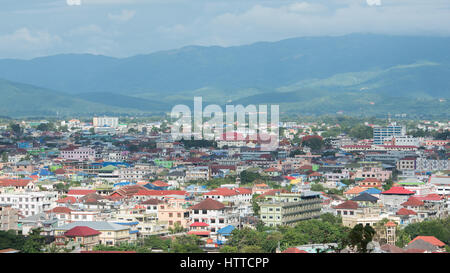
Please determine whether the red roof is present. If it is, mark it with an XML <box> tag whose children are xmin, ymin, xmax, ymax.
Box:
<box><xmin>64</xmin><ymin>226</ymin><xmax>101</xmax><ymax>237</ymax></box>
<box><xmin>204</xmin><ymin>188</ymin><xmax>239</xmax><ymax>197</ymax></box>
<box><xmin>187</xmin><ymin>231</ymin><xmax>210</xmax><ymax>236</ymax></box>
<box><xmin>0</xmin><ymin>179</ymin><xmax>32</xmax><ymax>187</ymax></box>
<box><xmin>190</xmin><ymin>222</ymin><xmax>209</xmax><ymax>227</ymax></box>
<box><xmin>382</xmin><ymin>187</ymin><xmax>415</xmax><ymax>195</ymax></box>
<box><xmin>401</xmin><ymin>196</ymin><xmax>424</xmax><ymax>207</ymax></box>
<box><xmin>54</xmin><ymin>168</ymin><xmax>66</xmax><ymax>175</ymax></box>
<box><xmin>384</xmin><ymin>221</ymin><xmax>397</xmax><ymax>227</ymax></box>
<box><xmin>47</xmin><ymin>207</ymin><xmax>72</xmax><ymax>214</ymax></box>
<box><xmin>134</xmin><ymin>190</ymin><xmax>187</xmax><ymax>196</ymax></box>
<box><xmin>396</xmin><ymin>208</ymin><xmax>417</xmax><ymax>216</ymax></box>
<box><xmin>189</xmin><ymin>198</ymin><xmax>225</xmax><ymax>210</ymax></box>
<box><xmin>282</xmin><ymin>248</ymin><xmax>308</xmax><ymax>253</ymax></box>
<box><xmin>415</xmin><ymin>194</ymin><xmax>444</xmax><ymax>201</ymax></box>
<box><xmin>56</xmin><ymin>196</ymin><xmax>77</xmax><ymax>204</ymax></box>
<box><xmin>409</xmin><ymin>236</ymin><xmax>446</xmax><ymax>247</ymax></box>
<box><xmin>334</xmin><ymin>200</ymin><xmax>358</xmax><ymax>210</ymax></box>
<box><xmin>152</xmin><ymin>180</ymin><xmax>170</xmax><ymax>187</ymax></box>
<box><xmin>67</xmin><ymin>189</ymin><xmax>96</xmax><ymax>196</ymax></box>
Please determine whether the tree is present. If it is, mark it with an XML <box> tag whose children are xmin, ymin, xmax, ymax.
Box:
<box><xmin>320</xmin><ymin>213</ymin><xmax>343</xmax><ymax>225</ymax></box>
<box><xmin>310</xmin><ymin>183</ymin><xmax>325</xmax><ymax>192</ymax></box>
<box><xmin>251</xmin><ymin>194</ymin><xmax>261</xmax><ymax>216</ymax></box>
<box><xmin>9</xmin><ymin>123</ymin><xmax>23</xmax><ymax>136</ymax></box>
<box><xmin>169</xmin><ymin>222</ymin><xmax>185</xmax><ymax>234</ymax></box>
<box><xmin>403</xmin><ymin>217</ymin><xmax>450</xmax><ymax>245</ymax></box>
<box><xmin>143</xmin><ymin>236</ymin><xmax>171</xmax><ymax>252</ymax></box>
<box><xmin>170</xmin><ymin>235</ymin><xmax>204</xmax><ymax>253</ymax></box>
<box><xmin>301</xmin><ymin>136</ymin><xmax>324</xmax><ymax>151</ymax></box>
<box><xmin>0</xmin><ymin>230</ymin><xmax>26</xmax><ymax>250</ymax></box>
<box><xmin>347</xmin><ymin>224</ymin><xmax>376</xmax><ymax>253</ymax></box>
<box><xmin>22</xmin><ymin>228</ymin><xmax>46</xmax><ymax>253</ymax></box>
<box><xmin>37</xmin><ymin>123</ymin><xmax>55</xmax><ymax>132</ymax></box>
<box><xmin>240</xmin><ymin>170</ymin><xmax>262</xmax><ymax>184</ymax></box>
<box><xmin>348</xmin><ymin>125</ymin><xmax>373</xmax><ymax>140</ymax></box>
<box><xmin>1</xmin><ymin>152</ymin><xmax>8</xmax><ymax>163</ymax></box>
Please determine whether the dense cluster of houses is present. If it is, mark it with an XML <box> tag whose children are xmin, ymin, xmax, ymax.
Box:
<box><xmin>0</xmin><ymin>118</ymin><xmax>448</xmax><ymax>253</ymax></box>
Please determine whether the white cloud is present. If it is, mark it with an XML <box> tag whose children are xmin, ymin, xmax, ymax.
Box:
<box><xmin>366</xmin><ymin>0</ymin><xmax>382</xmax><ymax>6</ymax></box>
<box><xmin>108</xmin><ymin>9</ymin><xmax>136</xmax><ymax>22</ymax></box>
<box><xmin>0</xmin><ymin>28</ymin><xmax>62</xmax><ymax>59</ymax></box>
<box><xmin>66</xmin><ymin>0</ymin><xmax>82</xmax><ymax>6</ymax></box>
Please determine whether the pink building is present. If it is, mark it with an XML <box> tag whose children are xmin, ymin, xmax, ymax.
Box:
<box><xmin>157</xmin><ymin>198</ymin><xmax>191</xmax><ymax>229</ymax></box>
<box><xmin>353</xmin><ymin>167</ymin><xmax>391</xmax><ymax>182</ymax></box>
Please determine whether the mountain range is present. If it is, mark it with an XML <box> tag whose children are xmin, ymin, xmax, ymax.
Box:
<box><xmin>0</xmin><ymin>34</ymin><xmax>448</xmax><ymax>118</ymax></box>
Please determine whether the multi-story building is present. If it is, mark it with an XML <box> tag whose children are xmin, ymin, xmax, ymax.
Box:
<box><xmin>60</xmin><ymin>147</ymin><xmax>96</xmax><ymax>161</ymax></box>
<box><xmin>93</xmin><ymin>116</ymin><xmax>119</xmax><ymax>128</ymax></box>
<box><xmin>397</xmin><ymin>157</ymin><xmax>417</xmax><ymax>171</ymax></box>
<box><xmin>0</xmin><ymin>192</ymin><xmax>57</xmax><ymax>217</ymax></box>
<box><xmin>188</xmin><ymin>198</ymin><xmax>239</xmax><ymax>234</ymax></box>
<box><xmin>54</xmin><ymin>221</ymin><xmax>132</xmax><ymax>246</ymax></box>
<box><xmin>158</xmin><ymin>198</ymin><xmax>191</xmax><ymax>229</ymax></box>
<box><xmin>416</xmin><ymin>158</ymin><xmax>449</xmax><ymax>172</ymax></box>
<box><xmin>186</xmin><ymin>166</ymin><xmax>210</xmax><ymax>181</ymax></box>
<box><xmin>112</xmin><ymin>205</ymin><xmax>166</xmax><ymax>236</ymax></box>
<box><xmin>259</xmin><ymin>191</ymin><xmax>322</xmax><ymax>227</ymax></box>
<box><xmin>0</xmin><ymin>204</ymin><xmax>19</xmax><ymax>232</ymax></box>
<box><xmin>373</xmin><ymin>123</ymin><xmax>406</xmax><ymax>145</ymax></box>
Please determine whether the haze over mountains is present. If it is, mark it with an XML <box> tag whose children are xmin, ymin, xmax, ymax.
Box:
<box><xmin>0</xmin><ymin>34</ymin><xmax>449</xmax><ymax>117</ymax></box>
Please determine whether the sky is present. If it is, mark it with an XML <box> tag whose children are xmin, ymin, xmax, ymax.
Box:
<box><xmin>0</xmin><ymin>0</ymin><xmax>449</xmax><ymax>59</ymax></box>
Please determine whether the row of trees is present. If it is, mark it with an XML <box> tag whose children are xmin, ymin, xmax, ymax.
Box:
<box><xmin>220</xmin><ymin>213</ymin><xmax>377</xmax><ymax>253</ymax></box>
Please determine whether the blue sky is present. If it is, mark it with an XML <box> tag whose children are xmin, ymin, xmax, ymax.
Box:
<box><xmin>1</xmin><ymin>0</ymin><xmax>449</xmax><ymax>59</ymax></box>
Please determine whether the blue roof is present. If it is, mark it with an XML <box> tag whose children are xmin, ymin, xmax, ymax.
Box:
<box><xmin>129</xmin><ymin>230</ymin><xmax>139</xmax><ymax>234</ymax></box>
<box><xmin>114</xmin><ymin>222</ymin><xmax>139</xmax><ymax>226</ymax></box>
<box><xmin>217</xmin><ymin>225</ymin><xmax>235</xmax><ymax>235</ymax></box>
<box><xmin>362</xmin><ymin>188</ymin><xmax>382</xmax><ymax>194</ymax></box>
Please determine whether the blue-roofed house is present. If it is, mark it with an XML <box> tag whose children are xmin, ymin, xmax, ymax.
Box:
<box><xmin>216</xmin><ymin>225</ymin><xmax>235</xmax><ymax>245</ymax></box>
<box><xmin>361</xmin><ymin>188</ymin><xmax>382</xmax><ymax>199</ymax></box>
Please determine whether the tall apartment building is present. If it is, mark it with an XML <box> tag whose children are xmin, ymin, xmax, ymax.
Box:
<box><xmin>259</xmin><ymin>191</ymin><xmax>322</xmax><ymax>227</ymax></box>
<box><xmin>0</xmin><ymin>192</ymin><xmax>58</xmax><ymax>217</ymax></box>
<box><xmin>373</xmin><ymin>123</ymin><xmax>406</xmax><ymax>145</ymax></box>
<box><xmin>93</xmin><ymin>116</ymin><xmax>119</xmax><ymax>128</ymax></box>
<box><xmin>0</xmin><ymin>204</ymin><xmax>19</xmax><ymax>232</ymax></box>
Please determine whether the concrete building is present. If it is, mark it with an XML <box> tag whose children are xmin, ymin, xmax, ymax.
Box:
<box><xmin>93</xmin><ymin>116</ymin><xmax>119</xmax><ymax>129</ymax></box>
<box><xmin>0</xmin><ymin>191</ymin><xmax>57</xmax><ymax>217</ymax></box>
<box><xmin>259</xmin><ymin>191</ymin><xmax>322</xmax><ymax>227</ymax></box>
<box><xmin>373</xmin><ymin>123</ymin><xmax>406</xmax><ymax>145</ymax></box>
<box><xmin>0</xmin><ymin>204</ymin><xmax>19</xmax><ymax>232</ymax></box>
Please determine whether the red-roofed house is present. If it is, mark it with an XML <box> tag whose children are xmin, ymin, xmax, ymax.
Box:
<box><xmin>333</xmin><ymin>201</ymin><xmax>359</xmax><ymax>219</ymax></box>
<box><xmin>203</xmin><ymin>187</ymin><xmax>252</xmax><ymax>204</ymax></box>
<box><xmin>406</xmin><ymin>236</ymin><xmax>447</xmax><ymax>252</ymax></box>
<box><xmin>357</xmin><ymin>178</ymin><xmax>382</xmax><ymax>188</ymax></box>
<box><xmin>0</xmin><ymin>179</ymin><xmax>35</xmax><ymax>192</ymax></box>
<box><xmin>380</xmin><ymin>187</ymin><xmax>415</xmax><ymax>209</ymax></box>
<box><xmin>281</xmin><ymin>248</ymin><xmax>308</xmax><ymax>253</ymax></box>
<box><xmin>396</xmin><ymin>208</ymin><xmax>418</xmax><ymax>225</ymax></box>
<box><xmin>67</xmin><ymin>189</ymin><xmax>97</xmax><ymax>198</ymax></box>
<box><xmin>45</xmin><ymin>207</ymin><xmax>73</xmax><ymax>225</ymax></box>
<box><xmin>57</xmin><ymin>226</ymin><xmax>101</xmax><ymax>251</ymax></box>
<box><xmin>187</xmin><ymin>222</ymin><xmax>210</xmax><ymax>237</ymax></box>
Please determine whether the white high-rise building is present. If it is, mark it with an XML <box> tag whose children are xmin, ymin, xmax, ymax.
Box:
<box><xmin>93</xmin><ymin>116</ymin><xmax>119</xmax><ymax>128</ymax></box>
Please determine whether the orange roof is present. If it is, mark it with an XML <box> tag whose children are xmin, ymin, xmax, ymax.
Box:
<box><xmin>344</xmin><ymin>186</ymin><xmax>366</xmax><ymax>195</ymax></box>
<box><xmin>385</xmin><ymin>221</ymin><xmax>397</xmax><ymax>227</ymax></box>
<box><xmin>409</xmin><ymin>236</ymin><xmax>446</xmax><ymax>247</ymax></box>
